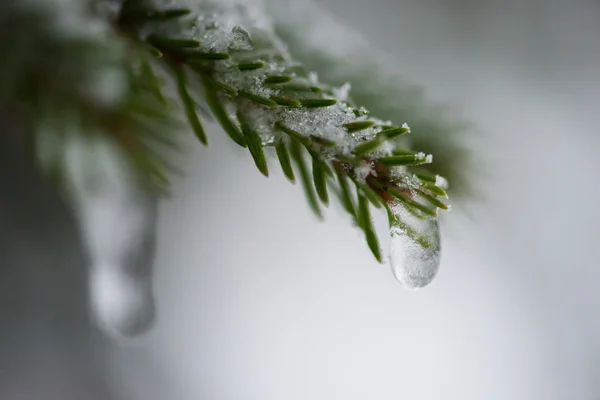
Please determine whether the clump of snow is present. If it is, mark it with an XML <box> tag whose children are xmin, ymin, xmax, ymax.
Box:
<box><xmin>435</xmin><ymin>174</ymin><xmax>449</xmax><ymax>189</ymax></box>
<box><xmin>332</xmin><ymin>82</ymin><xmax>351</xmax><ymax>103</ymax></box>
<box><xmin>307</xmin><ymin>71</ymin><xmax>319</xmax><ymax>85</ymax></box>
<box><xmin>356</xmin><ymin>161</ymin><xmax>375</xmax><ymax>182</ymax></box>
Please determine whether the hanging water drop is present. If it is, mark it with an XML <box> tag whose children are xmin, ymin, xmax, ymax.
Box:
<box><xmin>82</xmin><ymin>189</ymin><xmax>158</xmax><ymax>338</ymax></box>
<box><xmin>63</xmin><ymin>132</ymin><xmax>159</xmax><ymax>338</ymax></box>
<box><xmin>90</xmin><ymin>259</ymin><xmax>156</xmax><ymax>338</ymax></box>
<box><xmin>388</xmin><ymin>201</ymin><xmax>441</xmax><ymax>289</ymax></box>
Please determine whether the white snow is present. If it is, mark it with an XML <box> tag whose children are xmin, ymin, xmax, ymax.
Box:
<box><xmin>435</xmin><ymin>174</ymin><xmax>449</xmax><ymax>189</ymax></box>
<box><xmin>332</xmin><ymin>82</ymin><xmax>352</xmax><ymax>102</ymax></box>
<box><xmin>356</xmin><ymin>161</ymin><xmax>374</xmax><ymax>181</ymax></box>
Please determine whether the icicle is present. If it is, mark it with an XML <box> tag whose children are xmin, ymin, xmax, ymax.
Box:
<box><xmin>388</xmin><ymin>201</ymin><xmax>441</xmax><ymax>289</ymax></box>
<box><xmin>84</xmin><ymin>191</ymin><xmax>158</xmax><ymax>338</ymax></box>
<box><xmin>63</xmin><ymin>132</ymin><xmax>158</xmax><ymax>338</ymax></box>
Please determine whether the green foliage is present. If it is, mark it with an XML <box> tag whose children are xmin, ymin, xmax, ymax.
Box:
<box><xmin>275</xmin><ymin>19</ymin><xmax>473</xmax><ymax>200</ymax></box>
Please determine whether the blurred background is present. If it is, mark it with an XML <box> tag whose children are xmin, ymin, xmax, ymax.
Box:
<box><xmin>1</xmin><ymin>0</ymin><xmax>600</xmax><ymax>399</ymax></box>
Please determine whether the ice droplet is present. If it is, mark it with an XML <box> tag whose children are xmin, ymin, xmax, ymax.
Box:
<box><xmin>229</xmin><ymin>25</ymin><xmax>253</xmax><ymax>50</ymax></box>
<box><xmin>388</xmin><ymin>201</ymin><xmax>441</xmax><ymax>289</ymax></box>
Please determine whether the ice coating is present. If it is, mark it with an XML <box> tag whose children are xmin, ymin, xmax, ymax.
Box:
<box><xmin>388</xmin><ymin>201</ymin><xmax>441</xmax><ymax>289</ymax></box>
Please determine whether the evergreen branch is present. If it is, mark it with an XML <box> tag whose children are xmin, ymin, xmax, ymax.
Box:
<box><xmin>1</xmin><ymin>0</ymin><xmax>455</xmax><ymax>263</ymax></box>
<box><xmin>173</xmin><ymin>64</ymin><xmax>208</xmax><ymax>145</ymax></box>
<box><xmin>237</xmin><ymin>109</ymin><xmax>269</xmax><ymax>176</ymax></box>
<box><xmin>289</xmin><ymin>139</ymin><xmax>323</xmax><ymax>219</ymax></box>
<box><xmin>115</xmin><ymin>0</ymin><xmax>451</xmax><ymax>261</ymax></box>
<box><xmin>333</xmin><ymin>164</ymin><xmax>358</xmax><ymax>222</ymax></box>
<box><xmin>357</xmin><ymin>188</ymin><xmax>382</xmax><ymax>262</ymax></box>
<box><xmin>311</xmin><ymin>156</ymin><xmax>330</xmax><ymax>206</ymax></box>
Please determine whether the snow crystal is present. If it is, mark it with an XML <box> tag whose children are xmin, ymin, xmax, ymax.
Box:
<box><xmin>307</xmin><ymin>71</ymin><xmax>319</xmax><ymax>85</ymax></box>
<box><xmin>413</xmin><ymin>152</ymin><xmax>432</xmax><ymax>164</ymax></box>
<box><xmin>332</xmin><ymin>82</ymin><xmax>351</xmax><ymax>103</ymax></box>
<box><xmin>378</xmin><ymin>140</ymin><xmax>394</xmax><ymax>155</ymax></box>
<box><xmin>435</xmin><ymin>174</ymin><xmax>449</xmax><ymax>189</ymax></box>
<box><xmin>401</xmin><ymin>173</ymin><xmax>425</xmax><ymax>191</ymax></box>
<box><xmin>356</xmin><ymin>161</ymin><xmax>375</xmax><ymax>181</ymax></box>
<box><xmin>277</xmin><ymin>103</ymin><xmax>360</xmax><ymax>156</ymax></box>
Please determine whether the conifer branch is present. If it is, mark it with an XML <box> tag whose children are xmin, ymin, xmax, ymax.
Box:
<box><xmin>1</xmin><ymin>0</ymin><xmax>456</xmax><ymax>263</ymax></box>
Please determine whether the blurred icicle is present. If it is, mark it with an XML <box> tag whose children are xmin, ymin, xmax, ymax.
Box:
<box><xmin>63</xmin><ymin>132</ymin><xmax>158</xmax><ymax>338</ymax></box>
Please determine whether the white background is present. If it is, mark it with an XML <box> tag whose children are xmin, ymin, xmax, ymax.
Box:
<box><xmin>124</xmin><ymin>1</ymin><xmax>600</xmax><ymax>399</ymax></box>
